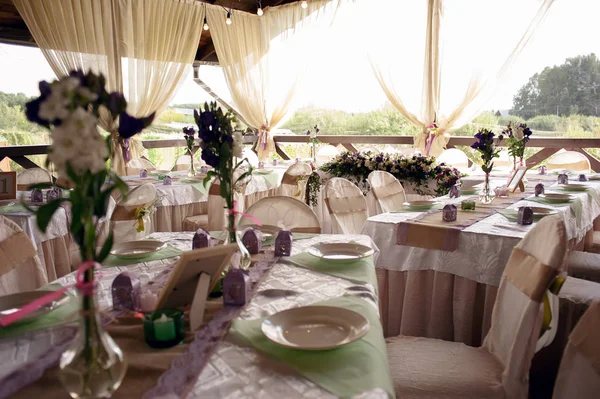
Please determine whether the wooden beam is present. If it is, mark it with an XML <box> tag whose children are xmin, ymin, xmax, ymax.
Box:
<box><xmin>525</xmin><ymin>148</ymin><xmax>560</xmax><ymax>169</ymax></box>
<box><xmin>11</xmin><ymin>156</ymin><xmax>42</xmax><ymax>170</ymax></box>
<box><xmin>274</xmin><ymin>142</ymin><xmax>291</xmax><ymax>160</ymax></box>
<box><xmin>340</xmin><ymin>143</ymin><xmax>358</xmax><ymax>153</ymax></box>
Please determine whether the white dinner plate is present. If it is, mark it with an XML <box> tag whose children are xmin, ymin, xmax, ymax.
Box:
<box><xmin>0</xmin><ymin>291</ymin><xmax>69</xmax><ymax>325</ymax></box>
<box><xmin>558</xmin><ymin>183</ymin><xmax>589</xmax><ymax>192</ymax></box>
<box><xmin>308</xmin><ymin>242</ymin><xmax>374</xmax><ymax>261</ymax></box>
<box><xmin>402</xmin><ymin>200</ymin><xmax>440</xmax><ymax>211</ymax></box>
<box><xmin>109</xmin><ymin>240</ymin><xmax>166</xmax><ymax>258</ymax></box>
<box><xmin>539</xmin><ymin>193</ymin><xmax>574</xmax><ymax>204</ymax></box>
<box><xmin>261</xmin><ymin>306</ymin><xmax>370</xmax><ymax>350</ymax></box>
<box><xmin>587</xmin><ymin>174</ymin><xmax>600</xmax><ymax>181</ymax></box>
<box><xmin>509</xmin><ymin>206</ymin><xmax>558</xmax><ymax>220</ymax></box>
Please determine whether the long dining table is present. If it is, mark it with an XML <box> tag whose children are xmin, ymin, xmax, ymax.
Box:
<box><xmin>362</xmin><ymin>172</ymin><xmax>600</xmax><ymax>345</ymax></box>
<box><xmin>0</xmin><ymin>232</ymin><xmax>394</xmax><ymax>399</ymax></box>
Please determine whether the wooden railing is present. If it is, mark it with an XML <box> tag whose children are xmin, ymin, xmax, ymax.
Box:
<box><xmin>2</xmin><ymin>135</ymin><xmax>600</xmax><ymax>172</ymax></box>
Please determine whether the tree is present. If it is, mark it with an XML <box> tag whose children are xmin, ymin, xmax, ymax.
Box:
<box><xmin>511</xmin><ymin>54</ymin><xmax>600</xmax><ymax>118</ymax></box>
<box><xmin>0</xmin><ymin>92</ymin><xmax>32</xmax><ymax>110</ymax></box>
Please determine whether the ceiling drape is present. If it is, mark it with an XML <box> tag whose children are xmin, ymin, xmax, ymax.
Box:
<box><xmin>366</xmin><ymin>0</ymin><xmax>555</xmax><ymax>156</ymax></box>
<box><xmin>206</xmin><ymin>0</ymin><xmax>344</xmax><ymax>161</ymax></box>
<box><xmin>12</xmin><ymin>0</ymin><xmax>203</xmax><ymax>175</ymax></box>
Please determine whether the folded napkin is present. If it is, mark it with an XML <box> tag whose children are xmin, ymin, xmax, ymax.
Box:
<box><xmin>0</xmin><ymin>285</ymin><xmax>78</xmax><ymax>339</ymax></box>
<box><xmin>229</xmin><ymin>295</ymin><xmax>395</xmax><ymax>399</ymax></box>
<box><xmin>396</xmin><ymin>222</ymin><xmax>460</xmax><ymax>251</ymax></box>
<box><xmin>286</xmin><ymin>252</ymin><xmax>377</xmax><ymax>290</ymax></box>
<box><xmin>102</xmin><ymin>245</ymin><xmax>182</xmax><ymax>267</ymax></box>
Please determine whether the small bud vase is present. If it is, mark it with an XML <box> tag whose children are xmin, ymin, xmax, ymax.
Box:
<box><xmin>59</xmin><ymin>273</ymin><xmax>126</xmax><ymax>398</ymax></box>
<box><xmin>187</xmin><ymin>152</ymin><xmax>197</xmax><ymax>177</ymax></box>
<box><xmin>479</xmin><ymin>173</ymin><xmax>494</xmax><ymax>204</ymax></box>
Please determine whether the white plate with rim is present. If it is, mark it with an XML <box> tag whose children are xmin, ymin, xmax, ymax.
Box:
<box><xmin>402</xmin><ymin>200</ymin><xmax>440</xmax><ymax>211</ymax></box>
<box><xmin>308</xmin><ymin>242</ymin><xmax>374</xmax><ymax>262</ymax></box>
<box><xmin>509</xmin><ymin>206</ymin><xmax>558</xmax><ymax>219</ymax></box>
<box><xmin>558</xmin><ymin>183</ymin><xmax>589</xmax><ymax>192</ymax></box>
<box><xmin>261</xmin><ymin>306</ymin><xmax>370</xmax><ymax>350</ymax></box>
<box><xmin>539</xmin><ymin>193</ymin><xmax>574</xmax><ymax>204</ymax></box>
<box><xmin>0</xmin><ymin>290</ymin><xmax>69</xmax><ymax>325</ymax></box>
<box><xmin>109</xmin><ymin>240</ymin><xmax>166</xmax><ymax>259</ymax></box>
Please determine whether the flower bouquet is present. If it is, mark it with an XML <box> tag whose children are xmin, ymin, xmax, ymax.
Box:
<box><xmin>14</xmin><ymin>70</ymin><xmax>154</xmax><ymax>397</ymax></box>
<box><xmin>194</xmin><ymin>102</ymin><xmax>252</xmax><ymax>270</ymax></box>
<box><xmin>471</xmin><ymin>128</ymin><xmax>503</xmax><ymax>204</ymax></box>
<box><xmin>306</xmin><ymin>161</ymin><xmax>321</xmax><ymax>207</ymax></box>
<box><xmin>502</xmin><ymin>122</ymin><xmax>532</xmax><ymax>170</ymax></box>
<box><xmin>306</xmin><ymin>124</ymin><xmax>320</xmax><ymax>163</ymax></box>
<box><xmin>183</xmin><ymin>126</ymin><xmax>197</xmax><ymax>176</ymax></box>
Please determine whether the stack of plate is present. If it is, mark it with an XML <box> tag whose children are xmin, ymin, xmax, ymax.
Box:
<box><xmin>508</xmin><ymin>206</ymin><xmax>558</xmax><ymax>220</ymax></box>
<box><xmin>308</xmin><ymin>242</ymin><xmax>374</xmax><ymax>261</ymax></box>
<box><xmin>402</xmin><ymin>200</ymin><xmax>440</xmax><ymax>211</ymax></box>
<box><xmin>109</xmin><ymin>240</ymin><xmax>166</xmax><ymax>259</ymax></box>
<box><xmin>539</xmin><ymin>193</ymin><xmax>574</xmax><ymax>204</ymax></box>
<box><xmin>558</xmin><ymin>183</ymin><xmax>589</xmax><ymax>192</ymax></box>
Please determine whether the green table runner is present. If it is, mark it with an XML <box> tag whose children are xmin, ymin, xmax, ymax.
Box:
<box><xmin>253</xmin><ymin>170</ymin><xmax>280</xmax><ymax>188</ymax></box>
<box><xmin>0</xmin><ymin>285</ymin><xmax>78</xmax><ymax>339</ymax></box>
<box><xmin>102</xmin><ymin>245</ymin><xmax>182</xmax><ymax>267</ymax></box>
<box><xmin>286</xmin><ymin>252</ymin><xmax>378</xmax><ymax>291</ymax></box>
<box><xmin>0</xmin><ymin>204</ymin><xmax>28</xmax><ymax>214</ymax></box>
<box><xmin>229</xmin><ymin>295</ymin><xmax>395</xmax><ymax>399</ymax></box>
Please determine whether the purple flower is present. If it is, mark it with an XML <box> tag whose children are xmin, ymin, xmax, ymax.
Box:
<box><xmin>201</xmin><ymin>147</ymin><xmax>219</xmax><ymax>168</ymax></box>
<box><xmin>118</xmin><ymin>112</ymin><xmax>155</xmax><ymax>138</ymax></box>
<box><xmin>107</xmin><ymin>92</ymin><xmax>126</xmax><ymax>116</ymax></box>
<box><xmin>25</xmin><ymin>97</ymin><xmax>50</xmax><ymax>128</ymax></box>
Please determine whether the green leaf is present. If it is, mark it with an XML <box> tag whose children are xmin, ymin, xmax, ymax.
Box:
<box><xmin>96</xmin><ymin>232</ymin><xmax>113</xmax><ymax>263</ymax></box>
<box><xmin>35</xmin><ymin>199</ymin><xmax>63</xmax><ymax>233</ymax></box>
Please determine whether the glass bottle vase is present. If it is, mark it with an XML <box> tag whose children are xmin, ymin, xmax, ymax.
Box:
<box><xmin>187</xmin><ymin>152</ymin><xmax>197</xmax><ymax>177</ymax></box>
<box><xmin>479</xmin><ymin>173</ymin><xmax>494</xmax><ymax>204</ymax></box>
<box><xmin>59</xmin><ymin>290</ymin><xmax>127</xmax><ymax>399</ymax></box>
<box><xmin>224</xmin><ymin>212</ymin><xmax>252</xmax><ymax>271</ymax></box>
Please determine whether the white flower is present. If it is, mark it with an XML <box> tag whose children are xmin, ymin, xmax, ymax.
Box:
<box><xmin>38</xmin><ymin>93</ymin><xmax>70</xmax><ymax>121</ymax></box>
<box><xmin>512</xmin><ymin>126</ymin><xmax>524</xmax><ymax>141</ymax></box>
<box><xmin>77</xmin><ymin>86</ymin><xmax>99</xmax><ymax>102</ymax></box>
<box><xmin>310</xmin><ymin>131</ymin><xmax>317</xmax><ymax>140</ymax></box>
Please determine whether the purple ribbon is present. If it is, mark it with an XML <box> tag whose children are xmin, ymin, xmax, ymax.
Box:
<box><xmin>122</xmin><ymin>138</ymin><xmax>131</xmax><ymax>162</ymax></box>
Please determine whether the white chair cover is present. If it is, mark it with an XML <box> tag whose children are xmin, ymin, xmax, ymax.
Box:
<box><xmin>437</xmin><ymin>148</ymin><xmax>470</xmax><ymax>169</ymax></box>
<box><xmin>110</xmin><ymin>183</ymin><xmax>157</xmax><ymax>242</ymax></box>
<box><xmin>239</xmin><ymin>196</ymin><xmax>321</xmax><ymax>233</ymax></box>
<box><xmin>207</xmin><ymin>179</ymin><xmax>246</xmax><ymax>231</ymax></box>
<box><xmin>0</xmin><ymin>216</ymin><xmax>47</xmax><ymax>295</ymax></box>
<box><xmin>547</xmin><ymin>150</ymin><xmax>591</xmax><ymax>172</ymax></box>
<box><xmin>324</xmin><ymin>178</ymin><xmax>367</xmax><ymax>234</ymax></box>
<box><xmin>125</xmin><ymin>158</ymin><xmax>156</xmax><ymax>176</ymax></box>
<box><xmin>242</xmin><ymin>147</ymin><xmax>260</xmax><ymax>167</ymax></box>
<box><xmin>566</xmin><ymin>250</ymin><xmax>600</xmax><ymax>282</ymax></box>
<box><xmin>277</xmin><ymin>162</ymin><xmax>312</xmax><ymax>201</ymax></box>
<box><xmin>16</xmin><ymin>168</ymin><xmax>52</xmax><ymax>191</ymax></box>
<box><xmin>367</xmin><ymin>171</ymin><xmax>406</xmax><ymax>214</ymax></box>
<box><xmin>553</xmin><ymin>301</ymin><xmax>600</xmax><ymax>399</ymax></box>
<box><xmin>386</xmin><ymin>215</ymin><xmax>567</xmax><ymax>399</ymax></box>
<box><xmin>316</xmin><ymin>145</ymin><xmax>340</xmax><ymax>164</ymax></box>
<box><xmin>172</xmin><ymin>155</ymin><xmax>205</xmax><ymax>171</ymax></box>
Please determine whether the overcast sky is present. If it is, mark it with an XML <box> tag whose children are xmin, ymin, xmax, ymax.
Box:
<box><xmin>1</xmin><ymin>0</ymin><xmax>598</xmax><ymax>113</ymax></box>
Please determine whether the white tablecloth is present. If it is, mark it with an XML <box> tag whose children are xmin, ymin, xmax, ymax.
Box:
<box><xmin>2</xmin><ymin>232</ymin><xmax>388</xmax><ymax>399</ymax></box>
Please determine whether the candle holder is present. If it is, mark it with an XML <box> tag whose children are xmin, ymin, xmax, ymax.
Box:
<box><xmin>31</xmin><ymin>189</ymin><xmax>44</xmax><ymax>203</ymax></box>
<box><xmin>157</xmin><ymin>174</ymin><xmax>166</xmax><ymax>181</ymax></box>
<box><xmin>258</xmin><ymin>161</ymin><xmax>265</xmax><ymax>169</ymax></box>
<box><xmin>535</xmin><ymin>183</ymin><xmax>545</xmax><ymax>197</ymax></box>
<box><xmin>143</xmin><ymin>309</ymin><xmax>184</xmax><ymax>349</ymax></box>
<box><xmin>579</xmin><ymin>174</ymin><xmax>588</xmax><ymax>182</ymax></box>
<box><xmin>442</xmin><ymin>204</ymin><xmax>457</xmax><ymax>222</ymax></box>
<box><xmin>140</xmin><ymin>168</ymin><xmax>148</xmax><ymax>178</ymax></box>
<box><xmin>538</xmin><ymin>165</ymin><xmax>547</xmax><ymax>175</ymax></box>
<box><xmin>494</xmin><ymin>185</ymin><xmax>509</xmax><ymax>198</ymax></box>
<box><xmin>200</xmin><ymin>166</ymin><xmax>208</xmax><ymax>174</ymax></box>
<box><xmin>272</xmin><ymin>159</ymin><xmax>278</xmax><ymax>166</ymax></box>
<box><xmin>163</xmin><ymin>176</ymin><xmax>172</xmax><ymax>185</ymax></box>
<box><xmin>517</xmin><ymin>206</ymin><xmax>534</xmax><ymax>225</ymax></box>
<box><xmin>461</xmin><ymin>200</ymin><xmax>476</xmax><ymax>211</ymax></box>
<box><xmin>557</xmin><ymin>173</ymin><xmax>568</xmax><ymax>185</ymax></box>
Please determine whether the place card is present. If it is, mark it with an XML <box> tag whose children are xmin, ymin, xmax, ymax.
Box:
<box><xmin>31</xmin><ymin>189</ymin><xmax>43</xmax><ymax>203</ymax></box>
<box><xmin>111</xmin><ymin>272</ymin><xmax>142</xmax><ymax>311</ymax></box>
<box><xmin>46</xmin><ymin>187</ymin><xmax>62</xmax><ymax>202</ymax></box>
<box><xmin>192</xmin><ymin>228</ymin><xmax>212</xmax><ymax>249</ymax></box>
<box><xmin>163</xmin><ymin>175</ymin><xmax>172</xmax><ymax>185</ymax></box>
<box><xmin>140</xmin><ymin>168</ymin><xmax>148</xmax><ymax>178</ymax></box>
<box><xmin>223</xmin><ymin>268</ymin><xmax>251</xmax><ymax>306</ymax></box>
<box><xmin>241</xmin><ymin>227</ymin><xmax>262</xmax><ymax>254</ymax></box>
<box><xmin>0</xmin><ymin>172</ymin><xmax>16</xmax><ymax>200</ymax></box>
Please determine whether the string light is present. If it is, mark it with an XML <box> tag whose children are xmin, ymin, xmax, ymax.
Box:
<box><xmin>226</xmin><ymin>11</ymin><xmax>232</xmax><ymax>25</ymax></box>
<box><xmin>203</xmin><ymin>17</ymin><xmax>209</xmax><ymax>31</ymax></box>
<box><xmin>257</xmin><ymin>0</ymin><xmax>263</xmax><ymax>16</ymax></box>
<box><xmin>301</xmin><ymin>0</ymin><xmax>308</xmax><ymax>9</ymax></box>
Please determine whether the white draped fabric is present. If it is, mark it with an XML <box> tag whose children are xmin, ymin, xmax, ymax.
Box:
<box><xmin>13</xmin><ymin>0</ymin><xmax>204</xmax><ymax>175</ymax></box>
<box><xmin>364</xmin><ymin>0</ymin><xmax>555</xmax><ymax>156</ymax></box>
<box><xmin>206</xmin><ymin>1</ymin><xmax>343</xmax><ymax>161</ymax></box>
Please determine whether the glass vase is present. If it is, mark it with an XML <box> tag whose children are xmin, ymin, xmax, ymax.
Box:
<box><xmin>311</xmin><ymin>143</ymin><xmax>317</xmax><ymax>163</ymax></box>
<box><xmin>59</xmin><ymin>288</ymin><xmax>126</xmax><ymax>398</ymax></box>
<box><xmin>479</xmin><ymin>173</ymin><xmax>494</xmax><ymax>204</ymax></box>
<box><xmin>225</xmin><ymin>212</ymin><xmax>251</xmax><ymax>271</ymax></box>
<box><xmin>187</xmin><ymin>152</ymin><xmax>197</xmax><ymax>177</ymax></box>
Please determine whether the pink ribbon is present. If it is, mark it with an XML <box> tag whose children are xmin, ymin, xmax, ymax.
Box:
<box><xmin>0</xmin><ymin>261</ymin><xmax>100</xmax><ymax>327</ymax></box>
<box><xmin>227</xmin><ymin>200</ymin><xmax>262</xmax><ymax>227</ymax></box>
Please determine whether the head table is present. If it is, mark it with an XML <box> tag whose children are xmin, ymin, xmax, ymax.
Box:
<box><xmin>0</xmin><ymin>232</ymin><xmax>394</xmax><ymax>399</ymax></box>
<box><xmin>363</xmin><ymin>172</ymin><xmax>600</xmax><ymax>345</ymax></box>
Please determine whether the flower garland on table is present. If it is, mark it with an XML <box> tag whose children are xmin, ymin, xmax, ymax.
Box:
<box><xmin>318</xmin><ymin>151</ymin><xmax>461</xmax><ymax>197</ymax></box>
<box><xmin>306</xmin><ymin>161</ymin><xmax>321</xmax><ymax>207</ymax></box>
<box><xmin>470</xmin><ymin>128</ymin><xmax>503</xmax><ymax>174</ymax></box>
<box><xmin>502</xmin><ymin>122</ymin><xmax>532</xmax><ymax>166</ymax></box>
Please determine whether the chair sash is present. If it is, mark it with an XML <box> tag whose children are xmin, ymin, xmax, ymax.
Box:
<box><xmin>111</xmin><ymin>201</ymin><xmax>155</xmax><ymax>233</ymax></box>
<box><xmin>324</xmin><ymin>196</ymin><xmax>368</xmax><ymax>215</ymax></box>
<box><xmin>504</xmin><ymin>247</ymin><xmax>557</xmax><ymax>302</ymax></box>
<box><xmin>371</xmin><ymin>180</ymin><xmax>404</xmax><ymax>201</ymax></box>
<box><xmin>0</xmin><ymin>231</ymin><xmax>37</xmax><ymax>276</ymax></box>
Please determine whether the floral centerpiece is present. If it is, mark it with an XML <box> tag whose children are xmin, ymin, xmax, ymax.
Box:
<box><xmin>502</xmin><ymin>122</ymin><xmax>532</xmax><ymax>170</ymax></box>
<box><xmin>306</xmin><ymin>124</ymin><xmax>320</xmax><ymax>162</ymax></box>
<box><xmin>306</xmin><ymin>161</ymin><xmax>321</xmax><ymax>207</ymax></box>
<box><xmin>318</xmin><ymin>151</ymin><xmax>461</xmax><ymax>197</ymax></box>
<box><xmin>194</xmin><ymin>102</ymin><xmax>252</xmax><ymax>269</ymax></box>
<box><xmin>183</xmin><ymin>126</ymin><xmax>197</xmax><ymax>176</ymax></box>
<box><xmin>19</xmin><ymin>70</ymin><xmax>154</xmax><ymax>397</ymax></box>
<box><xmin>470</xmin><ymin>128</ymin><xmax>503</xmax><ymax>204</ymax></box>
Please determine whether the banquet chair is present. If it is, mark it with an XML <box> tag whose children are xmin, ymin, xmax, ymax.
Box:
<box><xmin>367</xmin><ymin>171</ymin><xmax>406</xmax><ymax>213</ymax></box>
<box><xmin>565</xmin><ymin>250</ymin><xmax>600</xmax><ymax>281</ymax></box>
<box><xmin>110</xmin><ymin>183</ymin><xmax>157</xmax><ymax>242</ymax></box>
<box><xmin>239</xmin><ymin>196</ymin><xmax>321</xmax><ymax>233</ymax></box>
<box><xmin>16</xmin><ymin>168</ymin><xmax>52</xmax><ymax>190</ymax></box>
<box><xmin>0</xmin><ymin>215</ymin><xmax>47</xmax><ymax>295</ymax></box>
<box><xmin>277</xmin><ymin>162</ymin><xmax>312</xmax><ymax>201</ymax></box>
<box><xmin>324</xmin><ymin>177</ymin><xmax>368</xmax><ymax>234</ymax></box>
<box><xmin>552</xmin><ymin>301</ymin><xmax>600</xmax><ymax>399</ymax></box>
<box><xmin>125</xmin><ymin>157</ymin><xmax>156</xmax><ymax>176</ymax></box>
<box><xmin>546</xmin><ymin>150</ymin><xmax>591</xmax><ymax>172</ymax></box>
<box><xmin>386</xmin><ymin>215</ymin><xmax>568</xmax><ymax>399</ymax></box>
<box><xmin>436</xmin><ymin>148</ymin><xmax>470</xmax><ymax>169</ymax></box>
<box><xmin>242</xmin><ymin>147</ymin><xmax>260</xmax><ymax>167</ymax></box>
<box><xmin>316</xmin><ymin>144</ymin><xmax>341</xmax><ymax>164</ymax></box>
<box><xmin>184</xmin><ymin>179</ymin><xmax>246</xmax><ymax>231</ymax></box>
<box><xmin>172</xmin><ymin>155</ymin><xmax>204</xmax><ymax>171</ymax></box>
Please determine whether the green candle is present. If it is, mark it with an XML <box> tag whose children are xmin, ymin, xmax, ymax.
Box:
<box><xmin>153</xmin><ymin>313</ymin><xmax>176</xmax><ymax>341</ymax></box>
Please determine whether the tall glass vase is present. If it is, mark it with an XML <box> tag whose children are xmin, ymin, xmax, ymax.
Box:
<box><xmin>224</xmin><ymin>207</ymin><xmax>252</xmax><ymax>271</ymax></box>
<box><xmin>311</xmin><ymin>143</ymin><xmax>317</xmax><ymax>163</ymax></box>
<box><xmin>479</xmin><ymin>172</ymin><xmax>494</xmax><ymax>204</ymax></box>
<box><xmin>187</xmin><ymin>151</ymin><xmax>197</xmax><ymax>177</ymax></box>
<box><xmin>59</xmin><ymin>277</ymin><xmax>126</xmax><ymax>399</ymax></box>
